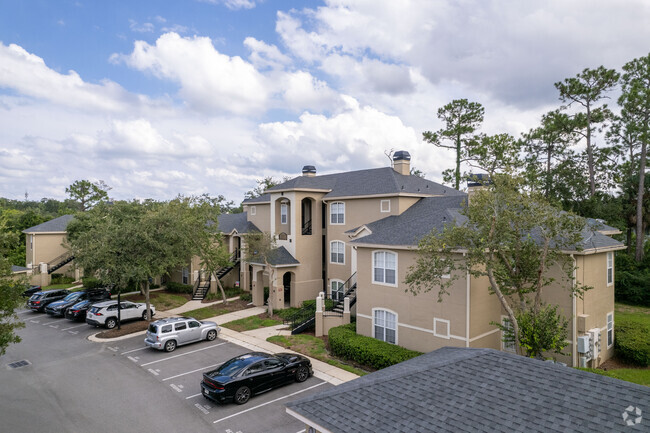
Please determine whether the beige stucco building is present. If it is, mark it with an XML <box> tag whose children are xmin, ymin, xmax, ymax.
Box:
<box><xmin>225</xmin><ymin>151</ymin><xmax>624</xmax><ymax>367</ymax></box>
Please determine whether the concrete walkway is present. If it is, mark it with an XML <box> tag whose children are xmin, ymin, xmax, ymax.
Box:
<box><xmin>88</xmin><ymin>297</ymin><xmax>360</xmax><ymax>385</ymax></box>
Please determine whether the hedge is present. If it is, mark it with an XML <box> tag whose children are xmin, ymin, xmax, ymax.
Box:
<box><xmin>166</xmin><ymin>281</ymin><xmax>194</xmax><ymax>294</ymax></box>
<box><xmin>82</xmin><ymin>276</ymin><xmax>105</xmax><ymax>290</ymax></box>
<box><xmin>51</xmin><ymin>273</ymin><xmax>75</xmax><ymax>285</ymax></box>
<box><xmin>615</xmin><ymin>317</ymin><xmax>650</xmax><ymax>366</ymax></box>
<box><xmin>328</xmin><ymin>323</ymin><xmax>423</xmax><ymax>370</ymax></box>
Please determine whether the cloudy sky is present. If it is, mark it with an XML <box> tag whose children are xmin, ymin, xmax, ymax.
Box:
<box><xmin>1</xmin><ymin>0</ymin><xmax>648</xmax><ymax>203</ymax></box>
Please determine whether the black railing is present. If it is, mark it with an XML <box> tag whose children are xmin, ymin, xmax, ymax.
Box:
<box><xmin>326</xmin><ymin>272</ymin><xmax>357</xmax><ymax>313</ymax></box>
<box><xmin>302</xmin><ymin>219</ymin><xmax>312</xmax><ymax>235</ymax></box>
<box><xmin>48</xmin><ymin>252</ymin><xmax>75</xmax><ymax>274</ymax></box>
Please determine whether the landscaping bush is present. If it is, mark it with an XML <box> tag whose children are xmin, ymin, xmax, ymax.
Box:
<box><xmin>82</xmin><ymin>276</ymin><xmax>105</xmax><ymax>290</ymax></box>
<box><xmin>166</xmin><ymin>281</ymin><xmax>194</xmax><ymax>294</ymax></box>
<box><xmin>328</xmin><ymin>323</ymin><xmax>423</xmax><ymax>370</ymax></box>
<box><xmin>615</xmin><ymin>253</ymin><xmax>650</xmax><ymax>307</ymax></box>
<box><xmin>240</xmin><ymin>292</ymin><xmax>252</xmax><ymax>302</ymax></box>
<box><xmin>50</xmin><ymin>273</ymin><xmax>74</xmax><ymax>285</ymax></box>
<box><xmin>615</xmin><ymin>316</ymin><xmax>650</xmax><ymax>366</ymax></box>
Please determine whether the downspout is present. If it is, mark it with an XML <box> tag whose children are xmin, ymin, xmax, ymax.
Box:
<box><xmin>465</xmin><ymin>252</ymin><xmax>470</xmax><ymax>347</ymax></box>
<box><xmin>571</xmin><ymin>254</ymin><xmax>577</xmax><ymax>367</ymax></box>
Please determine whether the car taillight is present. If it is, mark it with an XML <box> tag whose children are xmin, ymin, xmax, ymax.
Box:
<box><xmin>72</xmin><ymin>310</ymin><xmax>80</xmax><ymax>313</ymax></box>
<box><xmin>95</xmin><ymin>312</ymin><xmax>103</xmax><ymax>316</ymax></box>
<box><xmin>33</xmin><ymin>301</ymin><xmax>41</xmax><ymax>304</ymax></box>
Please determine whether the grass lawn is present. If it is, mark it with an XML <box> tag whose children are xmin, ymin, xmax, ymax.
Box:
<box><xmin>268</xmin><ymin>334</ymin><xmax>368</xmax><ymax>377</ymax></box>
<box><xmin>45</xmin><ymin>283</ymin><xmax>78</xmax><ymax>290</ymax></box>
<box><xmin>579</xmin><ymin>368</ymin><xmax>650</xmax><ymax>387</ymax></box>
<box><xmin>183</xmin><ymin>299</ymin><xmax>252</xmax><ymax>320</ymax></box>
<box><xmin>122</xmin><ymin>291</ymin><xmax>190</xmax><ymax>311</ymax></box>
<box><xmin>616</xmin><ymin>302</ymin><xmax>650</xmax><ymax>323</ymax></box>
<box><xmin>221</xmin><ymin>314</ymin><xmax>282</xmax><ymax>332</ymax></box>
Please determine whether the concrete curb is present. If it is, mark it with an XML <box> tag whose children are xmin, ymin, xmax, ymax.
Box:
<box><xmin>88</xmin><ymin>330</ymin><xmax>147</xmax><ymax>342</ymax></box>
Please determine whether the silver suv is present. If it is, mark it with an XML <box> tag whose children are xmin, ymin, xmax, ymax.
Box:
<box><xmin>145</xmin><ymin>317</ymin><xmax>220</xmax><ymax>352</ymax></box>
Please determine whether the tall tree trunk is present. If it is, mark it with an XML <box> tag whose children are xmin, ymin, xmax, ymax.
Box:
<box><xmin>636</xmin><ymin>141</ymin><xmax>647</xmax><ymax>262</ymax></box>
<box><xmin>627</xmin><ymin>227</ymin><xmax>633</xmax><ymax>255</ymax></box>
<box><xmin>455</xmin><ymin>135</ymin><xmax>461</xmax><ymax>190</ymax></box>
<box><xmin>212</xmin><ymin>272</ymin><xmax>228</xmax><ymax>305</ymax></box>
<box><xmin>144</xmin><ymin>280</ymin><xmax>151</xmax><ymax>321</ymax></box>
<box><xmin>586</xmin><ymin>107</ymin><xmax>596</xmax><ymax>197</ymax></box>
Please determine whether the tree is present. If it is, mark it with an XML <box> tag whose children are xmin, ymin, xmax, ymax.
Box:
<box><xmin>0</xmin><ymin>235</ymin><xmax>26</xmax><ymax>356</ymax></box>
<box><xmin>467</xmin><ymin>133</ymin><xmax>521</xmax><ymax>177</ymax></box>
<box><xmin>67</xmin><ymin>199</ymin><xmax>202</xmax><ymax>325</ymax></box>
<box><xmin>405</xmin><ymin>175</ymin><xmax>589</xmax><ymax>357</ymax></box>
<box><xmin>619</xmin><ymin>53</ymin><xmax>650</xmax><ymax>262</ymax></box>
<box><xmin>422</xmin><ymin>99</ymin><xmax>484</xmax><ymax>190</ymax></box>
<box><xmin>555</xmin><ymin>66</ymin><xmax>620</xmax><ymax>197</ymax></box>
<box><xmin>244</xmin><ymin>177</ymin><xmax>288</xmax><ymax>200</ymax></box>
<box><xmin>66</xmin><ymin>179</ymin><xmax>111</xmax><ymax>212</ymax></box>
<box><xmin>242</xmin><ymin>231</ymin><xmax>278</xmax><ymax>316</ymax></box>
<box><xmin>504</xmin><ymin>304</ymin><xmax>570</xmax><ymax>358</ymax></box>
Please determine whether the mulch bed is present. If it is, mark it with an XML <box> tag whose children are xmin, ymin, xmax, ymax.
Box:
<box><xmin>95</xmin><ymin>320</ymin><xmax>150</xmax><ymax>339</ymax></box>
<box><xmin>599</xmin><ymin>356</ymin><xmax>650</xmax><ymax>371</ymax></box>
<box><xmin>199</xmin><ymin>299</ymin><xmax>254</xmax><ymax>313</ymax></box>
<box><xmin>122</xmin><ymin>292</ymin><xmax>193</xmax><ymax>302</ymax></box>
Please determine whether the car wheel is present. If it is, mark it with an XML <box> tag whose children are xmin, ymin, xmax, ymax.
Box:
<box><xmin>296</xmin><ymin>366</ymin><xmax>309</xmax><ymax>383</ymax></box>
<box><xmin>105</xmin><ymin>318</ymin><xmax>117</xmax><ymax>329</ymax></box>
<box><xmin>206</xmin><ymin>330</ymin><xmax>217</xmax><ymax>341</ymax></box>
<box><xmin>142</xmin><ymin>311</ymin><xmax>149</xmax><ymax>320</ymax></box>
<box><xmin>164</xmin><ymin>340</ymin><xmax>177</xmax><ymax>352</ymax></box>
<box><xmin>234</xmin><ymin>386</ymin><xmax>251</xmax><ymax>405</ymax></box>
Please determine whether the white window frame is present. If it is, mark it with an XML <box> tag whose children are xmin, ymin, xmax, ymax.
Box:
<box><xmin>607</xmin><ymin>312</ymin><xmax>614</xmax><ymax>348</ymax></box>
<box><xmin>372</xmin><ymin>250</ymin><xmax>397</xmax><ymax>286</ymax></box>
<box><xmin>372</xmin><ymin>308</ymin><xmax>397</xmax><ymax>344</ymax></box>
<box><xmin>330</xmin><ymin>279</ymin><xmax>345</xmax><ymax>301</ymax></box>
<box><xmin>330</xmin><ymin>202</ymin><xmax>345</xmax><ymax>225</ymax></box>
<box><xmin>606</xmin><ymin>252</ymin><xmax>613</xmax><ymax>286</ymax></box>
<box><xmin>380</xmin><ymin>199</ymin><xmax>390</xmax><ymax>213</ymax></box>
<box><xmin>29</xmin><ymin>234</ymin><xmax>33</xmax><ymax>250</ymax></box>
<box><xmin>280</xmin><ymin>203</ymin><xmax>288</xmax><ymax>224</ymax></box>
<box><xmin>330</xmin><ymin>241</ymin><xmax>345</xmax><ymax>265</ymax></box>
<box><xmin>250</xmin><ymin>206</ymin><xmax>256</xmax><ymax>216</ymax></box>
<box><xmin>433</xmin><ymin>318</ymin><xmax>450</xmax><ymax>339</ymax></box>
<box><xmin>501</xmin><ymin>315</ymin><xmax>516</xmax><ymax>353</ymax></box>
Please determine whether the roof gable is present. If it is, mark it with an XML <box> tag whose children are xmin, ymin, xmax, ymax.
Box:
<box><xmin>22</xmin><ymin>214</ymin><xmax>75</xmax><ymax>234</ymax></box>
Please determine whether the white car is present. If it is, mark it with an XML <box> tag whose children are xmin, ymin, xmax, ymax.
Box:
<box><xmin>86</xmin><ymin>300</ymin><xmax>155</xmax><ymax>329</ymax></box>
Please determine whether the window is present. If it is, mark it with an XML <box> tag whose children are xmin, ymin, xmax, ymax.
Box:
<box><xmin>373</xmin><ymin>251</ymin><xmax>396</xmax><ymax>285</ymax></box>
<box><xmin>607</xmin><ymin>252</ymin><xmax>613</xmax><ymax>286</ymax></box>
<box><xmin>29</xmin><ymin>235</ymin><xmax>32</xmax><ymax>250</ymax></box>
<box><xmin>501</xmin><ymin>316</ymin><xmax>516</xmax><ymax>353</ymax></box>
<box><xmin>434</xmin><ymin>318</ymin><xmax>450</xmax><ymax>339</ymax></box>
<box><xmin>374</xmin><ymin>309</ymin><xmax>396</xmax><ymax>344</ymax></box>
<box><xmin>175</xmin><ymin>322</ymin><xmax>187</xmax><ymax>331</ymax></box>
<box><xmin>331</xmin><ymin>280</ymin><xmax>344</xmax><ymax>301</ymax></box>
<box><xmin>380</xmin><ymin>200</ymin><xmax>390</xmax><ymax>213</ymax></box>
<box><xmin>607</xmin><ymin>312</ymin><xmax>614</xmax><ymax>348</ymax></box>
<box><xmin>330</xmin><ymin>202</ymin><xmax>345</xmax><ymax>224</ymax></box>
<box><xmin>280</xmin><ymin>203</ymin><xmax>288</xmax><ymax>224</ymax></box>
<box><xmin>182</xmin><ymin>267</ymin><xmax>189</xmax><ymax>285</ymax></box>
<box><xmin>161</xmin><ymin>325</ymin><xmax>172</xmax><ymax>333</ymax></box>
<box><xmin>330</xmin><ymin>241</ymin><xmax>345</xmax><ymax>264</ymax></box>
<box><xmin>250</xmin><ymin>206</ymin><xmax>256</xmax><ymax>216</ymax></box>
<box><xmin>188</xmin><ymin>321</ymin><xmax>200</xmax><ymax>328</ymax></box>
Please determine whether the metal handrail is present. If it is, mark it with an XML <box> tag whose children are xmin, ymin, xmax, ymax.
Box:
<box><xmin>302</xmin><ymin>219</ymin><xmax>312</xmax><ymax>235</ymax></box>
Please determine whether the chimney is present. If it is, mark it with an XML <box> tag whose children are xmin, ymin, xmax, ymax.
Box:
<box><xmin>392</xmin><ymin>150</ymin><xmax>411</xmax><ymax>175</ymax></box>
<box><xmin>466</xmin><ymin>173</ymin><xmax>491</xmax><ymax>202</ymax></box>
<box><xmin>302</xmin><ymin>165</ymin><xmax>317</xmax><ymax>177</ymax></box>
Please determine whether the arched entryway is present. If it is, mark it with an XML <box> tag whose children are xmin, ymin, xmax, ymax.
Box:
<box><xmin>283</xmin><ymin>271</ymin><xmax>293</xmax><ymax>307</ymax></box>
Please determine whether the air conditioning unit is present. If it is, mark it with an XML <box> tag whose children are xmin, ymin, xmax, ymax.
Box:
<box><xmin>577</xmin><ymin>335</ymin><xmax>590</xmax><ymax>355</ymax></box>
<box><xmin>579</xmin><ymin>356</ymin><xmax>588</xmax><ymax>368</ymax></box>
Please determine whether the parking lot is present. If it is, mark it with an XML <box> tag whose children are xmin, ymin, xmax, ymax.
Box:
<box><xmin>2</xmin><ymin>308</ymin><xmax>332</xmax><ymax>433</ymax></box>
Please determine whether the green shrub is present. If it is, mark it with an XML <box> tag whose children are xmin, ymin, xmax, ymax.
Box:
<box><xmin>615</xmin><ymin>253</ymin><xmax>650</xmax><ymax>306</ymax></box>
<box><xmin>166</xmin><ymin>281</ymin><xmax>194</xmax><ymax>294</ymax></box>
<box><xmin>82</xmin><ymin>276</ymin><xmax>105</xmax><ymax>290</ymax></box>
<box><xmin>51</xmin><ymin>273</ymin><xmax>74</xmax><ymax>285</ymax></box>
<box><xmin>615</xmin><ymin>316</ymin><xmax>650</xmax><ymax>366</ymax></box>
<box><xmin>240</xmin><ymin>292</ymin><xmax>252</xmax><ymax>302</ymax></box>
<box><xmin>328</xmin><ymin>323</ymin><xmax>423</xmax><ymax>370</ymax></box>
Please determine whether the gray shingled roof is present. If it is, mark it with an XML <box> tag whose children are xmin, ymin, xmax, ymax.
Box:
<box><xmin>351</xmin><ymin>196</ymin><xmax>624</xmax><ymax>253</ymax></box>
<box><xmin>266</xmin><ymin>167</ymin><xmax>463</xmax><ymax>199</ymax></box>
<box><xmin>22</xmin><ymin>214</ymin><xmax>74</xmax><ymax>233</ymax></box>
<box><xmin>216</xmin><ymin>212</ymin><xmax>260</xmax><ymax>234</ymax></box>
<box><xmin>249</xmin><ymin>246</ymin><xmax>299</xmax><ymax>266</ymax></box>
<box><xmin>242</xmin><ymin>193</ymin><xmax>271</xmax><ymax>204</ymax></box>
<box><xmin>350</xmin><ymin>195</ymin><xmax>467</xmax><ymax>246</ymax></box>
<box><xmin>286</xmin><ymin>347</ymin><xmax>650</xmax><ymax>433</ymax></box>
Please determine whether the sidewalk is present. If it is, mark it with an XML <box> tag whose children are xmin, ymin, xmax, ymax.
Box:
<box><xmin>89</xmin><ymin>298</ymin><xmax>360</xmax><ymax>385</ymax></box>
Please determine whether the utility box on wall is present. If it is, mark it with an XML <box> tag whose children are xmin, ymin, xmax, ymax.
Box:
<box><xmin>577</xmin><ymin>335</ymin><xmax>591</xmax><ymax>357</ymax></box>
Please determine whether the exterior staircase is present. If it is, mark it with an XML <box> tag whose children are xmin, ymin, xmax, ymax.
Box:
<box><xmin>191</xmin><ymin>249</ymin><xmax>240</xmax><ymax>301</ymax></box>
<box><xmin>48</xmin><ymin>252</ymin><xmax>75</xmax><ymax>274</ymax></box>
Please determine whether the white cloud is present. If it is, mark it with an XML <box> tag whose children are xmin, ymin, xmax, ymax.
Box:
<box><xmin>0</xmin><ymin>42</ymin><xmax>147</xmax><ymax>113</ymax></box>
<box><xmin>281</xmin><ymin>71</ymin><xmax>341</xmax><ymax>113</ymax></box>
<box><xmin>129</xmin><ymin>19</ymin><xmax>154</xmax><ymax>33</ymax></box>
<box><xmin>114</xmin><ymin>32</ymin><xmax>270</xmax><ymax>115</ymax></box>
<box><xmin>200</xmin><ymin>0</ymin><xmax>259</xmax><ymax>10</ymax></box>
<box><xmin>244</xmin><ymin>37</ymin><xmax>291</xmax><ymax>70</ymax></box>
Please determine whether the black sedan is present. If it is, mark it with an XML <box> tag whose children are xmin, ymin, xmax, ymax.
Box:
<box><xmin>27</xmin><ymin>289</ymin><xmax>69</xmax><ymax>312</ymax></box>
<box><xmin>21</xmin><ymin>285</ymin><xmax>41</xmax><ymax>298</ymax></box>
<box><xmin>201</xmin><ymin>352</ymin><xmax>312</xmax><ymax>405</ymax></box>
<box><xmin>64</xmin><ymin>299</ymin><xmax>104</xmax><ymax>321</ymax></box>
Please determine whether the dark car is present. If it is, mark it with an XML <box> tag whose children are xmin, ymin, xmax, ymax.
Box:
<box><xmin>21</xmin><ymin>285</ymin><xmax>41</xmax><ymax>298</ymax></box>
<box><xmin>45</xmin><ymin>288</ymin><xmax>111</xmax><ymax>317</ymax></box>
<box><xmin>65</xmin><ymin>299</ymin><xmax>100</xmax><ymax>321</ymax></box>
<box><xmin>201</xmin><ymin>352</ymin><xmax>312</xmax><ymax>405</ymax></box>
<box><xmin>27</xmin><ymin>289</ymin><xmax>69</xmax><ymax>312</ymax></box>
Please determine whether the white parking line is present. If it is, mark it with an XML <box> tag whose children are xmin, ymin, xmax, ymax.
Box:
<box><xmin>162</xmin><ymin>362</ymin><xmax>224</xmax><ymax>381</ymax></box>
<box><xmin>140</xmin><ymin>343</ymin><xmax>226</xmax><ymax>367</ymax></box>
<box><xmin>61</xmin><ymin>323</ymin><xmax>88</xmax><ymax>331</ymax></box>
<box><xmin>186</xmin><ymin>393</ymin><xmax>202</xmax><ymax>400</ymax></box>
<box><xmin>212</xmin><ymin>382</ymin><xmax>326</xmax><ymax>424</ymax></box>
<box><xmin>121</xmin><ymin>346</ymin><xmax>149</xmax><ymax>355</ymax></box>
<box><xmin>42</xmin><ymin>320</ymin><xmax>61</xmax><ymax>326</ymax></box>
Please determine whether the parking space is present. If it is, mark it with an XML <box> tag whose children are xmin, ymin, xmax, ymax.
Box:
<box><xmin>13</xmin><ymin>307</ymin><xmax>332</xmax><ymax>433</ymax></box>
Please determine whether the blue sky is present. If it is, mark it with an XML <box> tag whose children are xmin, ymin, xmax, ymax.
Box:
<box><xmin>1</xmin><ymin>0</ymin><xmax>649</xmax><ymax>203</ymax></box>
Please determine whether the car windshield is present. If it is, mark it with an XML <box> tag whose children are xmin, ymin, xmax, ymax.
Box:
<box><xmin>216</xmin><ymin>357</ymin><xmax>256</xmax><ymax>377</ymax></box>
<box><xmin>148</xmin><ymin>324</ymin><xmax>157</xmax><ymax>333</ymax></box>
<box><xmin>63</xmin><ymin>292</ymin><xmax>81</xmax><ymax>301</ymax></box>
<box><xmin>31</xmin><ymin>293</ymin><xmax>45</xmax><ymax>299</ymax></box>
